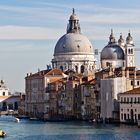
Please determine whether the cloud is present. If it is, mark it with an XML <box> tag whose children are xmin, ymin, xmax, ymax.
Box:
<box><xmin>0</xmin><ymin>2</ymin><xmax>140</xmax><ymax>41</ymax></box>
<box><xmin>0</xmin><ymin>25</ymin><xmax>63</xmax><ymax>39</ymax></box>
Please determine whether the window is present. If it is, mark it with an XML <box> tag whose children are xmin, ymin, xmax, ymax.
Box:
<box><xmin>127</xmin><ymin>114</ymin><xmax>129</xmax><ymax>120</ymax></box>
<box><xmin>81</xmin><ymin>65</ymin><xmax>85</xmax><ymax>73</ymax></box>
<box><xmin>138</xmin><ymin>114</ymin><xmax>140</xmax><ymax>120</ymax></box>
<box><xmin>137</xmin><ymin>81</ymin><xmax>140</xmax><ymax>86</ymax></box>
<box><xmin>131</xmin><ymin>49</ymin><xmax>133</xmax><ymax>54</ymax></box>
<box><xmin>75</xmin><ymin>84</ymin><xmax>78</xmax><ymax>88</ymax></box>
<box><xmin>124</xmin><ymin>114</ymin><xmax>126</xmax><ymax>120</ymax></box>
<box><xmin>3</xmin><ymin>92</ymin><xmax>5</xmax><ymax>96</ymax></box>
<box><xmin>124</xmin><ymin>97</ymin><xmax>126</xmax><ymax>103</ymax></box>
<box><xmin>128</xmin><ymin>49</ymin><xmax>131</xmax><ymax>54</ymax></box>
<box><xmin>14</xmin><ymin>102</ymin><xmax>18</xmax><ymax>110</ymax></box>
<box><xmin>75</xmin><ymin>66</ymin><xmax>78</xmax><ymax>73</ymax></box>
<box><xmin>131</xmin><ymin>97</ymin><xmax>133</xmax><ymax>103</ymax></box>
<box><xmin>131</xmin><ymin>81</ymin><xmax>133</xmax><ymax>86</ymax></box>
<box><xmin>134</xmin><ymin>98</ymin><xmax>137</xmax><ymax>103</ymax></box>
<box><xmin>135</xmin><ymin>114</ymin><xmax>137</xmax><ymax>120</ymax></box>
<box><xmin>127</xmin><ymin>97</ymin><xmax>129</xmax><ymax>103</ymax></box>
<box><xmin>138</xmin><ymin>97</ymin><xmax>140</xmax><ymax>103</ymax></box>
<box><xmin>60</xmin><ymin>66</ymin><xmax>63</xmax><ymax>71</ymax></box>
<box><xmin>121</xmin><ymin>113</ymin><xmax>123</xmax><ymax>120</ymax></box>
<box><xmin>127</xmin><ymin>109</ymin><xmax>129</xmax><ymax>112</ymax></box>
<box><xmin>106</xmin><ymin>62</ymin><xmax>111</xmax><ymax>67</ymax></box>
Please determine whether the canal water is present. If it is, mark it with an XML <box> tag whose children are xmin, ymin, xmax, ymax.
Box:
<box><xmin>0</xmin><ymin>115</ymin><xmax>140</xmax><ymax>140</ymax></box>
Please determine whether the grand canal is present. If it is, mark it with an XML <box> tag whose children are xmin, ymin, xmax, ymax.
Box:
<box><xmin>0</xmin><ymin>116</ymin><xmax>140</xmax><ymax>140</ymax></box>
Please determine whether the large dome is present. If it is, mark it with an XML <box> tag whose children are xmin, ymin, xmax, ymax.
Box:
<box><xmin>54</xmin><ymin>33</ymin><xmax>94</xmax><ymax>56</ymax></box>
<box><xmin>101</xmin><ymin>43</ymin><xmax>125</xmax><ymax>60</ymax></box>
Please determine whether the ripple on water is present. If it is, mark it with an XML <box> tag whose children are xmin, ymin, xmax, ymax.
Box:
<box><xmin>0</xmin><ymin>116</ymin><xmax>139</xmax><ymax>140</ymax></box>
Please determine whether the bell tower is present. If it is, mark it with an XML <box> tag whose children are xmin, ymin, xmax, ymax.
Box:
<box><xmin>125</xmin><ymin>31</ymin><xmax>135</xmax><ymax>67</ymax></box>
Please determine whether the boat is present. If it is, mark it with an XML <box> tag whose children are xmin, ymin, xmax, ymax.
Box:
<box><xmin>15</xmin><ymin>118</ymin><xmax>20</xmax><ymax>123</ymax></box>
<box><xmin>29</xmin><ymin>117</ymin><xmax>39</xmax><ymax>121</ymax></box>
<box><xmin>0</xmin><ymin>130</ymin><xmax>6</xmax><ymax>137</ymax></box>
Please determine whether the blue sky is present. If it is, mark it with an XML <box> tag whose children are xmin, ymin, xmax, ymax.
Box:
<box><xmin>0</xmin><ymin>0</ymin><xmax>140</xmax><ymax>92</ymax></box>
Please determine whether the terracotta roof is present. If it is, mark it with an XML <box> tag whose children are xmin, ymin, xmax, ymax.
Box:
<box><xmin>46</xmin><ymin>68</ymin><xmax>63</xmax><ymax>76</ymax></box>
<box><xmin>0</xmin><ymin>95</ymin><xmax>20</xmax><ymax>99</ymax></box>
<box><xmin>25</xmin><ymin>69</ymin><xmax>51</xmax><ymax>79</ymax></box>
<box><xmin>25</xmin><ymin>68</ymin><xmax>65</xmax><ymax>79</ymax></box>
<box><xmin>49</xmin><ymin>77</ymin><xmax>63</xmax><ymax>83</ymax></box>
<box><xmin>120</xmin><ymin>87</ymin><xmax>140</xmax><ymax>95</ymax></box>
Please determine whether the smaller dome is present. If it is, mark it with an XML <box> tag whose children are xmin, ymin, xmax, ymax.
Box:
<box><xmin>101</xmin><ymin>43</ymin><xmax>125</xmax><ymax>60</ymax></box>
<box><xmin>101</xmin><ymin>30</ymin><xmax>124</xmax><ymax>60</ymax></box>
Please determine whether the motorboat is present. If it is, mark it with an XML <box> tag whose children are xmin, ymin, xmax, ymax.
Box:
<box><xmin>0</xmin><ymin>130</ymin><xmax>6</xmax><ymax>137</ymax></box>
<box><xmin>15</xmin><ymin>117</ymin><xmax>20</xmax><ymax>123</ymax></box>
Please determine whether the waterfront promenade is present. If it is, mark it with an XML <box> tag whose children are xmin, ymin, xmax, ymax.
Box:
<box><xmin>0</xmin><ymin>115</ymin><xmax>140</xmax><ymax>140</ymax></box>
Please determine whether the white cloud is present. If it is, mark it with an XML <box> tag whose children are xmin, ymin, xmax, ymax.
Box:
<box><xmin>0</xmin><ymin>25</ymin><xmax>63</xmax><ymax>39</ymax></box>
<box><xmin>0</xmin><ymin>3</ymin><xmax>140</xmax><ymax>41</ymax></box>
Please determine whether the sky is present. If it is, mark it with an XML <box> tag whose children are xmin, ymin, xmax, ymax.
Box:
<box><xmin>0</xmin><ymin>0</ymin><xmax>140</xmax><ymax>93</ymax></box>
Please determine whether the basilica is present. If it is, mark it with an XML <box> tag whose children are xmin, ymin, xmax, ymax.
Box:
<box><xmin>52</xmin><ymin>9</ymin><xmax>135</xmax><ymax>73</ymax></box>
<box><xmin>52</xmin><ymin>9</ymin><xmax>96</xmax><ymax>75</ymax></box>
<box><xmin>25</xmin><ymin>9</ymin><xmax>140</xmax><ymax>123</ymax></box>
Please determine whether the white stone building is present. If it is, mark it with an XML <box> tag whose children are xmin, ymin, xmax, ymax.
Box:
<box><xmin>99</xmin><ymin>29</ymin><xmax>137</xmax><ymax>121</ymax></box>
<box><xmin>119</xmin><ymin>87</ymin><xmax>140</xmax><ymax>123</ymax></box>
<box><xmin>100</xmin><ymin>77</ymin><xmax>127</xmax><ymax>120</ymax></box>
<box><xmin>100</xmin><ymin>30</ymin><xmax>135</xmax><ymax>69</ymax></box>
<box><xmin>0</xmin><ymin>80</ymin><xmax>10</xmax><ymax>96</ymax></box>
<box><xmin>0</xmin><ymin>80</ymin><xmax>20</xmax><ymax>110</ymax></box>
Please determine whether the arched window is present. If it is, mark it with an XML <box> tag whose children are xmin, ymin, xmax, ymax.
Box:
<box><xmin>2</xmin><ymin>102</ymin><xmax>7</xmax><ymax>111</ymax></box>
<box><xmin>81</xmin><ymin>65</ymin><xmax>85</xmax><ymax>73</ymax></box>
<box><xmin>60</xmin><ymin>66</ymin><xmax>63</xmax><ymax>71</ymax></box>
<box><xmin>75</xmin><ymin>66</ymin><xmax>78</xmax><ymax>73</ymax></box>
<box><xmin>131</xmin><ymin>49</ymin><xmax>133</xmax><ymax>54</ymax></box>
<box><xmin>14</xmin><ymin>102</ymin><xmax>18</xmax><ymax>110</ymax></box>
<box><xmin>128</xmin><ymin>49</ymin><xmax>131</xmax><ymax>54</ymax></box>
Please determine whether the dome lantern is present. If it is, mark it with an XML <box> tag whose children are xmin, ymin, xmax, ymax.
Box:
<box><xmin>108</xmin><ymin>29</ymin><xmax>116</xmax><ymax>44</ymax></box>
<box><xmin>67</xmin><ymin>8</ymin><xmax>81</xmax><ymax>34</ymax></box>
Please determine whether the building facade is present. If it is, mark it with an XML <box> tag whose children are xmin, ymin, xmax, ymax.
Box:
<box><xmin>25</xmin><ymin>68</ymin><xmax>66</xmax><ymax>119</ymax></box>
<box><xmin>119</xmin><ymin>87</ymin><xmax>140</xmax><ymax>123</ymax></box>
